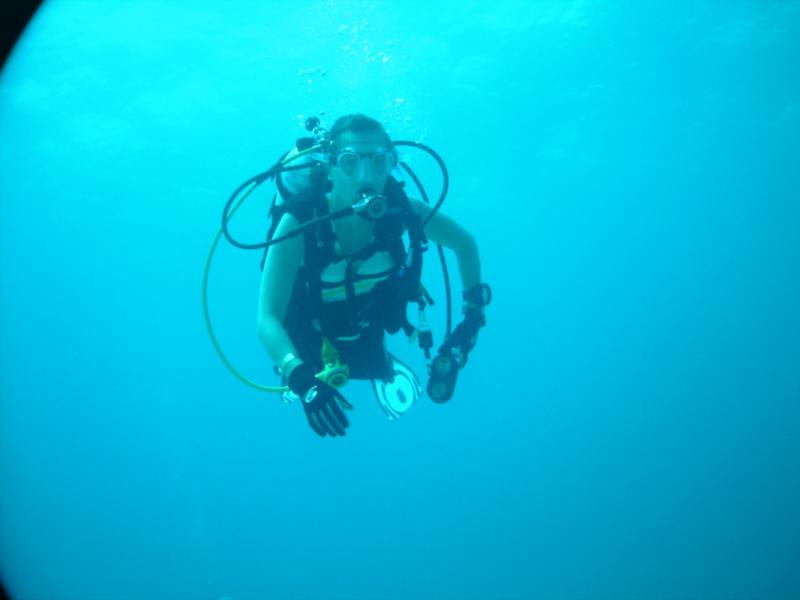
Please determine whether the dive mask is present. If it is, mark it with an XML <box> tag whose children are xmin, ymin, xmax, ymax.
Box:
<box><xmin>332</xmin><ymin>147</ymin><xmax>397</xmax><ymax>179</ymax></box>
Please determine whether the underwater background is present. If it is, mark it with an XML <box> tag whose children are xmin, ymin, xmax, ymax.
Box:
<box><xmin>1</xmin><ymin>1</ymin><xmax>799</xmax><ymax>599</ymax></box>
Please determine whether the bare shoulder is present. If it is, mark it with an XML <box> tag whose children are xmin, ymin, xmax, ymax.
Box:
<box><xmin>274</xmin><ymin>210</ymin><xmax>301</xmax><ymax>235</ymax></box>
<box><xmin>263</xmin><ymin>210</ymin><xmax>304</xmax><ymax>271</ymax></box>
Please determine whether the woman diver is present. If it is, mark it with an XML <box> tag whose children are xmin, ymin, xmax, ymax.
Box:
<box><xmin>256</xmin><ymin>114</ymin><xmax>490</xmax><ymax>437</ymax></box>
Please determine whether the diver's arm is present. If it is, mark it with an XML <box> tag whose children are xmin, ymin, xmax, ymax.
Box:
<box><xmin>259</xmin><ymin>214</ymin><xmax>351</xmax><ymax>437</ymax></box>
<box><xmin>409</xmin><ymin>199</ymin><xmax>489</xmax><ymax>402</ymax></box>
<box><xmin>409</xmin><ymin>199</ymin><xmax>481</xmax><ymax>289</ymax></box>
<box><xmin>257</xmin><ymin>213</ymin><xmax>304</xmax><ymax>377</ymax></box>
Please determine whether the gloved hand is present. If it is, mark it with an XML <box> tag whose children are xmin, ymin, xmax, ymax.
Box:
<box><xmin>439</xmin><ymin>283</ymin><xmax>491</xmax><ymax>367</ymax></box>
<box><xmin>288</xmin><ymin>362</ymin><xmax>353</xmax><ymax>437</ymax></box>
<box><xmin>439</xmin><ymin>307</ymin><xmax>484</xmax><ymax>367</ymax></box>
<box><xmin>427</xmin><ymin>283</ymin><xmax>491</xmax><ymax>403</ymax></box>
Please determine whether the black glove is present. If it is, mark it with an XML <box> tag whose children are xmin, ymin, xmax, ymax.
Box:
<box><xmin>427</xmin><ymin>311</ymin><xmax>484</xmax><ymax>403</ymax></box>
<box><xmin>289</xmin><ymin>362</ymin><xmax>353</xmax><ymax>437</ymax></box>
<box><xmin>439</xmin><ymin>283</ymin><xmax>492</xmax><ymax>367</ymax></box>
<box><xmin>427</xmin><ymin>284</ymin><xmax>491</xmax><ymax>403</ymax></box>
<box><xmin>439</xmin><ymin>310</ymin><xmax>483</xmax><ymax>367</ymax></box>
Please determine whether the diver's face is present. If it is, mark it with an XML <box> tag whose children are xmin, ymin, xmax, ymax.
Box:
<box><xmin>328</xmin><ymin>130</ymin><xmax>396</xmax><ymax>200</ymax></box>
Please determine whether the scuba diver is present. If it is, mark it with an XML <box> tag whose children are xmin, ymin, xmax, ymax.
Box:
<box><xmin>213</xmin><ymin>113</ymin><xmax>491</xmax><ymax>438</ymax></box>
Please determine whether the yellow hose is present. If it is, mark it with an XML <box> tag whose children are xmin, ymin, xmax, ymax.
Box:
<box><xmin>203</xmin><ymin>143</ymin><xmax>336</xmax><ymax>395</ymax></box>
<box><xmin>202</xmin><ymin>181</ymin><xmax>288</xmax><ymax>393</ymax></box>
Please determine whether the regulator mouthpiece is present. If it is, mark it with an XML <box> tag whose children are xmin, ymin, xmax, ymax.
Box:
<box><xmin>352</xmin><ymin>189</ymin><xmax>388</xmax><ymax>220</ymax></box>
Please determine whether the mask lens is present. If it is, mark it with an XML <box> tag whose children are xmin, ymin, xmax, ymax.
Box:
<box><xmin>334</xmin><ymin>149</ymin><xmax>396</xmax><ymax>178</ymax></box>
<box><xmin>335</xmin><ymin>151</ymin><xmax>360</xmax><ymax>176</ymax></box>
<box><xmin>371</xmin><ymin>152</ymin><xmax>395</xmax><ymax>176</ymax></box>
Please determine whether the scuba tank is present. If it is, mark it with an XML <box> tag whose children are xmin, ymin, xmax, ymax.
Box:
<box><xmin>275</xmin><ymin>123</ymin><xmax>329</xmax><ymax>202</ymax></box>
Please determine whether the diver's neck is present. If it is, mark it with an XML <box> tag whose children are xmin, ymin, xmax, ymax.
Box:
<box><xmin>326</xmin><ymin>191</ymin><xmax>374</xmax><ymax>252</ymax></box>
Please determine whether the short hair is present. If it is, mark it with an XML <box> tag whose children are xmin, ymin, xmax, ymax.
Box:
<box><xmin>328</xmin><ymin>114</ymin><xmax>392</xmax><ymax>153</ymax></box>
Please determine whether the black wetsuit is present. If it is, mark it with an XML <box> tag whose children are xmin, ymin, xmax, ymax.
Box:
<box><xmin>268</xmin><ymin>177</ymin><xmax>426</xmax><ymax>381</ymax></box>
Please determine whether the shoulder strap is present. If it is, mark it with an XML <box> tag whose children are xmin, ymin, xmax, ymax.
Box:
<box><xmin>259</xmin><ymin>188</ymin><xmax>333</xmax><ymax>271</ymax></box>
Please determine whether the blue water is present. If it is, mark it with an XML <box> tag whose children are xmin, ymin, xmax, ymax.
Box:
<box><xmin>1</xmin><ymin>1</ymin><xmax>799</xmax><ymax>599</ymax></box>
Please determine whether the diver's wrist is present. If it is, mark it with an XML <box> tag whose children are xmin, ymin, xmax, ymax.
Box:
<box><xmin>287</xmin><ymin>362</ymin><xmax>317</xmax><ymax>397</ymax></box>
<box><xmin>278</xmin><ymin>352</ymin><xmax>303</xmax><ymax>378</ymax></box>
<box><xmin>462</xmin><ymin>282</ymin><xmax>492</xmax><ymax>308</ymax></box>
<box><xmin>284</xmin><ymin>359</ymin><xmax>303</xmax><ymax>380</ymax></box>
<box><xmin>462</xmin><ymin>300</ymin><xmax>484</xmax><ymax>313</ymax></box>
